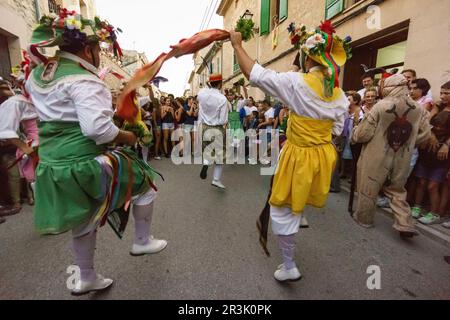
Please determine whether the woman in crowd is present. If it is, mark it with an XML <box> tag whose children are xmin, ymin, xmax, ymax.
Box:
<box><xmin>184</xmin><ymin>96</ymin><xmax>199</xmax><ymax>156</ymax></box>
<box><xmin>161</xmin><ymin>97</ymin><xmax>175</xmax><ymax>158</ymax></box>
<box><xmin>151</xmin><ymin>99</ymin><xmax>163</xmax><ymax>160</ymax></box>
<box><xmin>341</xmin><ymin>91</ymin><xmax>361</xmax><ymax>180</ymax></box>
<box><xmin>258</xmin><ymin>101</ymin><xmax>275</xmax><ymax>165</ymax></box>
<box><xmin>174</xmin><ymin>97</ymin><xmax>186</xmax><ymax>156</ymax></box>
<box><xmin>357</xmin><ymin>87</ymin><xmax>378</xmax><ymax>121</ymax></box>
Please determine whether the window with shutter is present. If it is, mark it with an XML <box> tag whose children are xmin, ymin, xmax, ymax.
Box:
<box><xmin>325</xmin><ymin>0</ymin><xmax>344</xmax><ymax>20</ymax></box>
<box><xmin>260</xmin><ymin>0</ymin><xmax>271</xmax><ymax>36</ymax></box>
<box><xmin>279</xmin><ymin>0</ymin><xmax>288</xmax><ymax>22</ymax></box>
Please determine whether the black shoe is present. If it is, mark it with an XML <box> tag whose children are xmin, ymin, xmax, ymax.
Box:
<box><xmin>0</xmin><ymin>217</ymin><xmax>5</xmax><ymax>224</ymax></box>
<box><xmin>329</xmin><ymin>188</ymin><xmax>341</xmax><ymax>193</ymax></box>
<box><xmin>444</xmin><ymin>256</ymin><xmax>450</xmax><ymax>264</ymax></box>
<box><xmin>0</xmin><ymin>206</ymin><xmax>21</xmax><ymax>217</ymax></box>
<box><xmin>399</xmin><ymin>231</ymin><xmax>418</xmax><ymax>239</ymax></box>
<box><xmin>200</xmin><ymin>165</ymin><xmax>208</xmax><ymax>180</ymax></box>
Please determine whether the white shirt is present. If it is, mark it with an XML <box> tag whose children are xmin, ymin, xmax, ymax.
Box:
<box><xmin>0</xmin><ymin>95</ymin><xmax>38</xmax><ymax>140</ymax></box>
<box><xmin>245</xmin><ymin>106</ymin><xmax>258</xmax><ymax>116</ymax></box>
<box><xmin>264</xmin><ymin>107</ymin><xmax>275</xmax><ymax>130</ymax></box>
<box><xmin>197</xmin><ymin>87</ymin><xmax>228</xmax><ymax>126</ymax></box>
<box><xmin>138</xmin><ymin>96</ymin><xmax>151</xmax><ymax>107</ymax></box>
<box><xmin>235</xmin><ymin>98</ymin><xmax>247</xmax><ymax>111</ymax></box>
<box><xmin>357</xmin><ymin>88</ymin><xmax>366</xmax><ymax>99</ymax></box>
<box><xmin>250</xmin><ymin>64</ymin><xmax>348</xmax><ymax>136</ymax></box>
<box><xmin>26</xmin><ymin>53</ymin><xmax>119</xmax><ymax>145</ymax></box>
<box><xmin>264</xmin><ymin>107</ymin><xmax>275</xmax><ymax>121</ymax></box>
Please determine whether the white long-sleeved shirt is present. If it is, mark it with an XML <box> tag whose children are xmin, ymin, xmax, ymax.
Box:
<box><xmin>25</xmin><ymin>53</ymin><xmax>119</xmax><ymax>146</ymax></box>
<box><xmin>250</xmin><ymin>64</ymin><xmax>349</xmax><ymax>136</ymax></box>
<box><xmin>0</xmin><ymin>95</ymin><xmax>38</xmax><ymax>140</ymax></box>
<box><xmin>197</xmin><ymin>87</ymin><xmax>228</xmax><ymax>126</ymax></box>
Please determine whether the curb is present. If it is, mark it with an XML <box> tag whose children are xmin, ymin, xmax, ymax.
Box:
<box><xmin>340</xmin><ymin>185</ymin><xmax>450</xmax><ymax>249</ymax></box>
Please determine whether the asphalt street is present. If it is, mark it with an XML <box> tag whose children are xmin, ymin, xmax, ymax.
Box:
<box><xmin>1</xmin><ymin>159</ymin><xmax>449</xmax><ymax>300</ymax></box>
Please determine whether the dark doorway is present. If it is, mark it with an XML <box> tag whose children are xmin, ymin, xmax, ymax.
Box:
<box><xmin>343</xmin><ymin>20</ymin><xmax>410</xmax><ymax>92</ymax></box>
<box><xmin>0</xmin><ymin>34</ymin><xmax>12</xmax><ymax>80</ymax></box>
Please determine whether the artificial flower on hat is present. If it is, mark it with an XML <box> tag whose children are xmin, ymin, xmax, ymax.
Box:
<box><xmin>288</xmin><ymin>20</ymin><xmax>352</xmax><ymax>97</ymax></box>
<box><xmin>28</xmin><ymin>8</ymin><xmax>123</xmax><ymax>64</ymax></box>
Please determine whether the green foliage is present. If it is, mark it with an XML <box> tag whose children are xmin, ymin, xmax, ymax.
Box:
<box><xmin>235</xmin><ymin>18</ymin><xmax>255</xmax><ymax>42</ymax></box>
<box><xmin>234</xmin><ymin>78</ymin><xmax>245</xmax><ymax>87</ymax></box>
<box><xmin>123</xmin><ymin>123</ymin><xmax>153</xmax><ymax>147</ymax></box>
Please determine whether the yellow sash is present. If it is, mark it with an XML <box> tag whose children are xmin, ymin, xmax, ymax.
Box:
<box><xmin>303</xmin><ymin>71</ymin><xmax>343</xmax><ymax>102</ymax></box>
<box><xmin>286</xmin><ymin>113</ymin><xmax>333</xmax><ymax>147</ymax></box>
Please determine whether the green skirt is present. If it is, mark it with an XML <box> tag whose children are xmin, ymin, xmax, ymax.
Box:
<box><xmin>35</xmin><ymin>121</ymin><xmax>156</xmax><ymax>235</ymax></box>
<box><xmin>228</xmin><ymin>111</ymin><xmax>244</xmax><ymax>140</ymax></box>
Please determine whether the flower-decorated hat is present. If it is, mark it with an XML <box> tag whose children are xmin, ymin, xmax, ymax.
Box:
<box><xmin>288</xmin><ymin>20</ymin><xmax>352</xmax><ymax>97</ymax></box>
<box><xmin>28</xmin><ymin>8</ymin><xmax>123</xmax><ymax>64</ymax></box>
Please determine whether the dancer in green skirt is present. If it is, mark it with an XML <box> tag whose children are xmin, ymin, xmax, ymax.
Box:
<box><xmin>26</xmin><ymin>9</ymin><xmax>167</xmax><ymax>295</ymax></box>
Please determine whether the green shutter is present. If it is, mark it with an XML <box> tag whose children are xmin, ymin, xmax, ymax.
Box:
<box><xmin>260</xmin><ymin>0</ymin><xmax>270</xmax><ymax>36</ymax></box>
<box><xmin>325</xmin><ymin>0</ymin><xmax>344</xmax><ymax>20</ymax></box>
<box><xmin>279</xmin><ymin>0</ymin><xmax>288</xmax><ymax>22</ymax></box>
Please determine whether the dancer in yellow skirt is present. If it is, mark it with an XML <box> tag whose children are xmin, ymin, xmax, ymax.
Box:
<box><xmin>229</xmin><ymin>21</ymin><xmax>352</xmax><ymax>282</ymax></box>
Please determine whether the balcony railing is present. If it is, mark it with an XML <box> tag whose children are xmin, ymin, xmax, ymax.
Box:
<box><xmin>48</xmin><ymin>0</ymin><xmax>61</xmax><ymax>14</ymax></box>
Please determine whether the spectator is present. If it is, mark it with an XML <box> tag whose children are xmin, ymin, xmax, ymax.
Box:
<box><xmin>161</xmin><ymin>97</ymin><xmax>175</xmax><ymax>158</ymax></box>
<box><xmin>357</xmin><ymin>73</ymin><xmax>377</xmax><ymax>101</ymax></box>
<box><xmin>356</xmin><ymin>88</ymin><xmax>378</xmax><ymax>123</ymax></box>
<box><xmin>0</xmin><ymin>80</ymin><xmax>22</xmax><ymax>218</ymax></box>
<box><xmin>174</xmin><ymin>98</ymin><xmax>186</xmax><ymax>156</ymax></box>
<box><xmin>226</xmin><ymin>88</ymin><xmax>246</xmax><ymax>149</ymax></box>
<box><xmin>243</xmin><ymin>97</ymin><xmax>258</xmax><ymax>130</ymax></box>
<box><xmin>412</xmin><ymin>81</ymin><xmax>450</xmax><ymax>225</ymax></box>
<box><xmin>258</xmin><ymin>101</ymin><xmax>275</xmax><ymax>165</ymax></box>
<box><xmin>410</xmin><ymin>78</ymin><xmax>433</xmax><ymax>111</ymax></box>
<box><xmin>184</xmin><ymin>96</ymin><xmax>198</xmax><ymax>156</ymax></box>
<box><xmin>401</xmin><ymin>69</ymin><xmax>417</xmax><ymax>86</ymax></box>
<box><xmin>341</xmin><ymin>91</ymin><xmax>361</xmax><ymax>179</ymax></box>
<box><xmin>406</xmin><ymin>78</ymin><xmax>433</xmax><ymax>203</ymax></box>
<box><xmin>272</xmin><ymin>102</ymin><xmax>283</xmax><ymax>130</ymax></box>
<box><xmin>402</xmin><ymin>68</ymin><xmax>433</xmax><ymax>100</ymax></box>
<box><xmin>152</xmin><ymin>99</ymin><xmax>163</xmax><ymax>160</ymax></box>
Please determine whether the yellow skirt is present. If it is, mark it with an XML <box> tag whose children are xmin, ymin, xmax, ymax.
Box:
<box><xmin>269</xmin><ymin>140</ymin><xmax>337</xmax><ymax>214</ymax></box>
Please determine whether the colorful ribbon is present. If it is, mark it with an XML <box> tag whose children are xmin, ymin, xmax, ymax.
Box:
<box><xmin>116</xmin><ymin>29</ymin><xmax>230</xmax><ymax>122</ymax></box>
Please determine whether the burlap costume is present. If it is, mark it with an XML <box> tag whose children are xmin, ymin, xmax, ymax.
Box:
<box><xmin>351</xmin><ymin>74</ymin><xmax>431</xmax><ymax>232</ymax></box>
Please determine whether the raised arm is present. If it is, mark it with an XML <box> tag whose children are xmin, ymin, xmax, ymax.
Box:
<box><xmin>242</xmin><ymin>85</ymin><xmax>249</xmax><ymax>99</ymax></box>
<box><xmin>351</xmin><ymin>104</ymin><xmax>380</xmax><ymax>144</ymax></box>
<box><xmin>229</xmin><ymin>30</ymin><xmax>255</xmax><ymax>80</ymax></box>
<box><xmin>230</xmin><ymin>30</ymin><xmax>296</xmax><ymax>108</ymax></box>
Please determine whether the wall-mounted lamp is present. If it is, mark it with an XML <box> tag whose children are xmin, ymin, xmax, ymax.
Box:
<box><xmin>242</xmin><ymin>9</ymin><xmax>254</xmax><ymax>20</ymax></box>
<box><xmin>241</xmin><ymin>10</ymin><xmax>259</xmax><ymax>33</ymax></box>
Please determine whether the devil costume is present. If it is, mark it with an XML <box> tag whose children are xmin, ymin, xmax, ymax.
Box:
<box><xmin>351</xmin><ymin>74</ymin><xmax>431</xmax><ymax>235</ymax></box>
